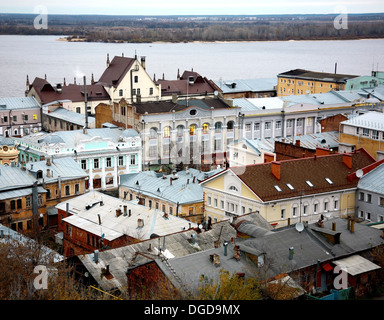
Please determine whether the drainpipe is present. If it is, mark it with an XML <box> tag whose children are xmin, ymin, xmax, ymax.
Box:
<box><xmin>315</xmin><ymin>259</ymin><xmax>320</xmax><ymax>290</ymax></box>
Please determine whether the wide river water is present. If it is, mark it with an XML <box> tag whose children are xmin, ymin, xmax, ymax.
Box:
<box><xmin>1</xmin><ymin>35</ymin><xmax>384</xmax><ymax>97</ymax></box>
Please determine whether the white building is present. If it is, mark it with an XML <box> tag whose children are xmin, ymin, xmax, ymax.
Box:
<box><xmin>14</xmin><ymin>128</ymin><xmax>142</xmax><ymax>190</ymax></box>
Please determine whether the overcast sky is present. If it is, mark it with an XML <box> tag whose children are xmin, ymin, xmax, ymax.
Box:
<box><xmin>2</xmin><ymin>0</ymin><xmax>384</xmax><ymax>15</ymax></box>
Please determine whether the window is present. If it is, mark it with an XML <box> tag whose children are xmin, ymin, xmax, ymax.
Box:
<box><xmin>189</xmin><ymin>124</ymin><xmax>196</xmax><ymax>136</ymax></box>
<box><xmin>150</xmin><ymin>127</ymin><xmax>158</xmax><ymax>139</ymax></box>
<box><xmin>10</xmin><ymin>200</ymin><xmax>16</xmax><ymax>210</ymax></box>
<box><xmin>162</xmin><ymin>204</ymin><xmax>166</xmax><ymax>213</ymax></box>
<box><xmin>33</xmin><ymin>114</ymin><xmax>37</xmax><ymax>120</ymax></box>
<box><xmin>254</xmin><ymin>123</ymin><xmax>260</xmax><ymax>131</ymax></box>
<box><xmin>148</xmin><ymin>200</ymin><xmax>152</xmax><ymax>208</ymax></box>
<box><xmin>134</xmin><ymin>75</ymin><xmax>138</xmax><ymax>83</ymax></box>
<box><xmin>274</xmin><ymin>185</ymin><xmax>282</xmax><ymax>192</ymax></box>
<box><xmin>202</xmin><ymin>123</ymin><xmax>209</xmax><ymax>134</ymax></box>
<box><xmin>119</xmin><ymin>89</ymin><xmax>123</xmax><ymax>96</ymax></box>
<box><xmin>265</xmin><ymin>122</ymin><xmax>271</xmax><ymax>130</ymax></box>
<box><xmin>81</xmin><ymin>159</ymin><xmax>87</xmax><ymax>170</ymax></box>
<box><xmin>362</xmin><ymin>128</ymin><xmax>369</xmax><ymax>137</ymax></box>
<box><xmin>119</xmin><ymin>156</ymin><xmax>124</xmax><ymax>166</ymax></box>
<box><xmin>287</xmin><ymin>119</ymin><xmax>294</xmax><ymax>128</ymax></box>
<box><xmin>324</xmin><ymin>201</ymin><xmax>328</xmax><ymax>211</ymax></box>
<box><xmin>281</xmin><ymin>209</ymin><xmax>285</xmax><ymax>219</ymax></box>
<box><xmin>130</xmin><ymin>155</ymin><xmax>136</xmax><ymax>165</ymax></box>
<box><xmin>229</xmin><ymin>186</ymin><xmax>238</xmax><ymax>192</ymax></box>
<box><xmin>325</xmin><ymin>178</ymin><xmax>333</xmax><ymax>185</ymax></box>
<box><xmin>245</xmin><ymin>123</ymin><xmax>251</xmax><ymax>132</ymax></box>
<box><xmin>38</xmin><ymin>194</ymin><xmax>43</xmax><ymax>206</ymax></box>
<box><xmin>366</xmin><ymin>194</ymin><xmax>372</xmax><ymax>203</ymax></box>
<box><xmin>75</xmin><ymin>184</ymin><xmax>80</xmax><ymax>195</ymax></box>
<box><xmin>149</xmin><ymin>87</ymin><xmax>153</xmax><ymax>95</ymax></box>
<box><xmin>303</xmin><ymin>204</ymin><xmax>308</xmax><ymax>215</ymax></box>
<box><xmin>215</xmin><ymin>122</ymin><xmax>222</xmax><ymax>133</ymax></box>
<box><xmin>359</xmin><ymin>192</ymin><xmax>364</xmax><ymax>201</ymax></box>
<box><xmin>76</xmin><ymin>107</ymin><xmax>81</xmax><ymax>114</ymax></box>
<box><xmin>292</xmin><ymin>206</ymin><xmax>297</xmax><ymax>217</ymax></box>
<box><xmin>207</xmin><ymin>196</ymin><xmax>212</xmax><ymax>206</ymax></box>
<box><xmin>94</xmin><ymin>159</ymin><xmax>99</xmax><ymax>169</ymax></box>
<box><xmin>314</xmin><ymin>203</ymin><xmax>319</xmax><ymax>213</ymax></box>
<box><xmin>12</xmin><ymin>115</ymin><xmax>17</xmax><ymax>122</ymax></box>
<box><xmin>189</xmin><ymin>207</ymin><xmax>194</xmax><ymax>215</ymax></box>
<box><xmin>214</xmin><ymin>139</ymin><xmax>221</xmax><ymax>151</ymax></box>
<box><xmin>214</xmin><ymin>198</ymin><xmax>218</xmax><ymax>208</ymax></box>
<box><xmin>380</xmin><ymin>197</ymin><xmax>384</xmax><ymax>206</ymax></box>
<box><xmin>334</xmin><ymin>200</ymin><xmax>339</xmax><ymax>210</ymax></box>
<box><xmin>221</xmin><ymin>200</ymin><xmax>224</xmax><ymax>209</ymax></box>
<box><xmin>372</xmin><ymin>130</ymin><xmax>379</xmax><ymax>140</ymax></box>
<box><xmin>306</xmin><ymin>180</ymin><xmax>314</xmax><ymax>187</ymax></box>
<box><xmin>65</xmin><ymin>185</ymin><xmax>70</xmax><ymax>196</ymax></box>
<box><xmin>366</xmin><ymin>212</ymin><xmax>371</xmax><ymax>220</ymax></box>
<box><xmin>286</xmin><ymin>183</ymin><xmax>294</xmax><ymax>190</ymax></box>
<box><xmin>26</xmin><ymin>196</ymin><xmax>31</xmax><ymax>208</ymax></box>
<box><xmin>163</xmin><ymin>126</ymin><xmax>171</xmax><ymax>138</ymax></box>
<box><xmin>275</xmin><ymin>121</ymin><xmax>282</xmax><ymax>129</ymax></box>
<box><xmin>106</xmin><ymin>157</ymin><xmax>112</xmax><ymax>167</ymax></box>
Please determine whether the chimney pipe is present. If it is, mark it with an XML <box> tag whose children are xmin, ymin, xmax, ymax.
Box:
<box><xmin>93</xmin><ymin>250</ymin><xmax>99</xmax><ymax>263</ymax></box>
<box><xmin>342</xmin><ymin>153</ymin><xmax>353</xmax><ymax>169</ymax></box>
<box><xmin>98</xmin><ymin>214</ymin><xmax>101</xmax><ymax>225</ymax></box>
<box><xmin>271</xmin><ymin>161</ymin><xmax>281</xmax><ymax>181</ymax></box>
<box><xmin>289</xmin><ymin>247</ymin><xmax>294</xmax><ymax>260</ymax></box>
<box><xmin>350</xmin><ymin>220</ymin><xmax>355</xmax><ymax>233</ymax></box>
<box><xmin>332</xmin><ymin>222</ymin><xmax>336</xmax><ymax>231</ymax></box>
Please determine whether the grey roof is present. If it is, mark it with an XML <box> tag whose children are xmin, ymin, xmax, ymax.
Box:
<box><xmin>238</xmin><ymin>218</ymin><xmax>384</xmax><ymax>279</ymax></box>
<box><xmin>15</xmin><ymin>128</ymin><xmax>140</xmax><ymax>150</ymax></box>
<box><xmin>275</xmin><ymin>131</ymin><xmax>340</xmax><ymax>150</ymax></box>
<box><xmin>340</xmin><ymin>111</ymin><xmax>384</xmax><ymax>130</ymax></box>
<box><xmin>0</xmin><ymin>97</ymin><xmax>40</xmax><ymax>110</ymax></box>
<box><xmin>0</xmin><ymin>223</ymin><xmax>63</xmax><ymax>263</ymax></box>
<box><xmin>357</xmin><ymin>162</ymin><xmax>384</xmax><ymax>194</ymax></box>
<box><xmin>77</xmin><ymin>220</ymin><xmax>237</xmax><ymax>291</ymax></box>
<box><xmin>120</xmin><ymin>167</ymin><xmax>223</xmax><ymax>205</ymax></box>
<box><xmin>47</xmin><ymin>107</ymin><xmax>95</xmax><ymax>127</ymax></box>
<box><xmin>0</xmin><ymin>135</ymin><xmax>16</xmax><ymax>146</ymax></box>
<box><xmin>213</xmin><ymin>78</ymin><xmax>276</xmax><ymax>94</ymax></box>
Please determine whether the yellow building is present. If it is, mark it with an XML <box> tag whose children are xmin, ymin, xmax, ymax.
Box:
<box><xmin>277</xmin><ymin>69</ymin><xmax>358</xmax><ymax>97</ymax></box>
<box><xmin>339</xmin><ymin>111</ymin><xmax>384</xmax><ymax>160</ymax></box>
<box><xmin>0</xmin><ymin>136</ymin><xmax>19</xmax><ymax>165</ymax></box>
<box><xmin>200</xmin><ymin>150</ymin><xmax>375</xmax><ymax>228</ymax></box>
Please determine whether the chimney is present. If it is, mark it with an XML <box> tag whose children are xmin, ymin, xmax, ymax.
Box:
<box><xmin>350</xmin><ymin>220</ymin><xmax>355</xmax><ymax>233</ymax></box>
<box><xmin>98</xmin><ymin>214</ymin><xmax>101</xmax><ymax>225</ymax></box>
<box><xmin>123</xmin><ymin>205</ymin><xmax>127</xmax><ymax>216</ymax></box>
<box><xmin>137</xmin><ymin>218</ymin><xmax>144</xmax><ymax>228</ymax></box>
<box><xmin>106</xmin><ymin>53</ymin><xmax>110</xmax><ymax>67</ymax></box>
<box><xmin>332</xmin><ymin>222</ymin><xmax>336</xmax><ymax>231</ymax></box>
<box><xmin>210</xmin><ymin>254</ymin><xmax>220</xmax><ymax>267</ymax></box>
<box><xmin>141</xmin><ymin>56</ymin><xmax>146</xmax><ymax>70</ymax></box>
<box><xmin>116</xmin><ymin>209</ymin><xmax>122</xmax><ymax>217</ymax></box>
<box><xmin>316</xmin><ymin>147</ymin><xmax>330</xmax><ymax>156</ymax></box>
<box><xmin>289</xmin><ymin>247</ymin><xmax>294</xmax><ymax>260</ymax></box>
<box><xmin>93</xmin><ymin>250</ymin><xmax>99</xmax><ymax>263</ymax></box>
<box><xmin>342</xmin><ymin>153</ymin><xmax>353</xmax><ymax>169</ymax></box>
<box><xmin>170</xmin><ymin>177</ymin><xmax>172</xmax><ymax>186</ymax></box>
<box><xmin>233</xmin><ymin>245</ymin><xmax>241</xmax><ymax>261</ymax></box>
<box><xmin>295</xmin><ymin>140</ymin><xmax>300</xmax><ymax>146</ymax></box>
<box><xmin>271</xmin><ymin>161</ymin><xmax>281</xmax><ymax>181</ymax></box>
<box><xmin>46</xmin><ymin>157</ymin><xmax>51</xmax><ymax>166</ymax></box>
<box><xmin>46</xmin><ymin>169</ymin><xmax>51</xmax><ymax>178</ymax></box>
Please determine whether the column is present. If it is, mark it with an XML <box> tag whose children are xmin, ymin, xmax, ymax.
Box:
<box><xmin>89</xmin><ymin>158</ymin><xmax>94</xmax><ymax>190</ymax></box>
<box><xmin>101</xmin><ymin>156</ymin><xmax>106</xmax><ymax>189</ymax></box>
<box><xmin>113</xmin><ymin>155</ymin><xmax>118</xmax><ymax>188</ymax></box>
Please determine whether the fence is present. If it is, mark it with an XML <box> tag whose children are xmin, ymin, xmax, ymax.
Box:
<box><xmin>306</xmin><ymin>287</ymin><xmax>353</xmax><ymax>300</ymax></box>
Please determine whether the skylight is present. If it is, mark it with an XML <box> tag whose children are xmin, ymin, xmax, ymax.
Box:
<box><xmin>325</xmin><ymin>178</ymin><xmax>333</xmax><ymax>185</ymax></box>
<box><xmin>274</xmin><ymin>185</ymin><xmax>282</xmax><ymax>192</ymax></box>
<box><xmin>306</xmin><ymin>180</ymin><xmax>314</xmax><ymax>187</ymax></box>
<box><xmin>286</xmin><ymin>183</ymin><xmax>294</xmax><ymax>190</ymax></box>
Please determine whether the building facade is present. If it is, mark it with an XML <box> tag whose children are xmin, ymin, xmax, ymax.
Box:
<box><xmin>276</xmin><ymin>68</ymin><xmax>358</xmax><ymax>97</ymax></box>
<box><xmin>0</xmin><ymin>97</ymin><xmax>42</xmax><ymax>137</ymax></box>
<box><xmin>14</xmin><ymin>128</ymin><xmax>142</xmax><ymax>190</ymax></box>
<box><xmin>200</xmin><ymin>149</ymin><xmax>376</xmax><ymax>227</ymax></box>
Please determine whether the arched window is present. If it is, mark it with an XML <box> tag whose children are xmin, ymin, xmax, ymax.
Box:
<box><xmin>149</xmin><ymin>127</ymin><xmax>158</xmax><ymax>139</ymax></box>
<box><xmin>229</xmin><ymin>185</ymin><xmax>238</xmax><ymax>192</ymax></box>
<box><xmin>227</xmin><ymin>121</ymin><xmax>234</xmax><ymax>131</ymax></box>
<box><xmin>163</xmin><ymin>126</ymin><xmax>171</xmax><ymax>138</ymax></box>
<box><xmin>189</xmin><ymin>124</ymin><xmax>197</xmax><ymax>136</ymax></box>
<box><xmin>202</xmin><ymin>123</ymin><xmax>209</xmax><ymax>134</ymax></box>
<box><xmin>215</xmin><ymin>122</ymin><xmax>222</xmax><ymax>133</ymax></box>
<box><xmin>176</xmin><ymin>125</ymin><xmax>184</xmax><ymax>137</ymax></box>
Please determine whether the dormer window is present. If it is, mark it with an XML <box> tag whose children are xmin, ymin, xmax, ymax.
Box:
<box><xmin>36</xmin><ymin>170</ymin><xmax>43</xmax><ymax>179</ymax></box>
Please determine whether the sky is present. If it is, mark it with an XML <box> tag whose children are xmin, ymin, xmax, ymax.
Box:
<box><xmin>1</xmin><ymin>0</ymin><xmax>384</xmax><ymax>15</ymax></box>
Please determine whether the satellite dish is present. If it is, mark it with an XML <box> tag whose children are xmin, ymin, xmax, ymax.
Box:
<box><xmin>198</xmin><ymin>224</ymin><xmax>203</xmax><ymax>230</ymax></box>
<box><xmin>214</xmin><ymin>90</ymin><xmax>218</xmax><ymax>96</ymax></box>
<box><xmin>295</xmin><ymin>222</ymin><xmax>304</xmax><ymax>232</ymax></box>
<box><xmin>356</xmin><ymin>169</ymin><xmax>363</xmax><ymax>178</ymax></box>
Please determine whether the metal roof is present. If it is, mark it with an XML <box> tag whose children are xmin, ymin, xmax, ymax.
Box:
<box><xmin>0</xmin><ymin>97</ymin><xmax>40</xmax><ymax>110</ymax></box>
<box><xmin>47</xmin><ymin>108</ymin><xmax>95</xmax><ymax>127</ymax></box>
<box><xmin>57</xmin><ymin>191</ymin><xmax>197</xmax><ymax>241</ymax></box>
<box><xmin>357</xmin><ymin>162</ymin><xmax>384</xmax><ymax>194</ymax></box>
<box><xmin>333</xmin><ymin>254</ymin><xmax>381</xmax><ymax>276</ymax></box>
<box><xmin>213</xmin><ymin>78</ymin><xmax>276</xmax><ymax>94</ymax></box>
<box><xmin>77</xmin><ymin>219</ymin><xmax>237</xmax><ymax>291</ymax></box>
<box><xmin>341</xmin><ymin>111</ymin><xmax>384</xmax><ymax>130</ymax></box>
<box><xmin>120</xmin><ymin>167</ymin><xmax>223</xmax><ymax>205</ymax></box>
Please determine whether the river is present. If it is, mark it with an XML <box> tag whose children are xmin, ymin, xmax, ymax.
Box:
<box><xmin>1</xmin><ymin>35</ymin><xmax>384</xmax><ymax>97</ymax></box>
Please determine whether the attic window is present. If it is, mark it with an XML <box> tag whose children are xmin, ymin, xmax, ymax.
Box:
<box><xmin>274</xmin><ymin>185</ymin><xmax>282</xmax><ymax>192</ymax></box>
<box><xmin>229</xmin><ymin>185</ymin><xmax>238</xmax><ymax>192</ymax></box>
<box><xmin>189</xmin><ymin>109</ymin><xmax>197</xmax><ymax>116</ymax></box>
<box><xmin>286</xmin><ymin>183</ymin><xmax>294</xmax><ymax>190</ymax></box>
<box><xmin>325</xmin><ymin>177</ymin><xmax>333</xmax><ymax>185</ymax></box>
<box><xmin>306</xmin><ymin>180</ymin><xmax>314</xmax><ymax>187</ymax></box>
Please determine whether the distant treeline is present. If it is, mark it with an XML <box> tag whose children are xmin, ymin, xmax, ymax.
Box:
<box><xmin>1</xmin><ymin>13</ymin><xmax>384</xmax><ymax>42</ymax></box>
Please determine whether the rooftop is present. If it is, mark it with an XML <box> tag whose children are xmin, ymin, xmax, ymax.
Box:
<box><xmin>277</xmin><ymin>69</ymin><xmax>359</xmax><ymax>83</ymax></box>
<box><xmin>341</xmin><ymin>111</ymin><xmax>384</xmax><ymax>130</ymax></box>
<box><xmin>46</xmin><ymin>107</ymin><xmax>95</xmax><ymax>127</ymax></box>
<box><xmin>357</xmin><ymin>162</ymin><xmax>384</xmax><ymax>194</ymax></box>
<box><xmin>97</xmin><ymin>56</ymin><xmax>135</xmax><ymax>88</ymax></box>
<box><xmin>201</xmin><ymin>149</ymin><xmax>376</xmax><ymax>202</ymax></box>
<box><xmin>0</xmin><ymin>97</ymin><xmax>40</xmax><ymax>110</ymax></box>
<box><xmin>120</xmin><ymin>167</ymin><xmax>223</xmax><ymax>205</ymax></box>
<box><xmin>213</xmin><ymin>78</ymin><xmax>276</xmax><ymax>94</ymax></box>
<box><xmin>56</xmin><ymin>191</ymin><xmax>197</xmax><ymax>242</ymax></box>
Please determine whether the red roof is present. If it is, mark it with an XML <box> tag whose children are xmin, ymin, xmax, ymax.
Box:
<box><xmin>97</xmin><ymin>56</ymin><xmax>135</xmax><ymax>88</ymax></box>
<box><xmin>30</xmin><ymin>77</ymin><xmax>110</xmax><ymax>105</ymax></box>
<box><xmin>229</xmin><ymin>149</ymin><xmax>376</xmax><ymax>202</ymax></box>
